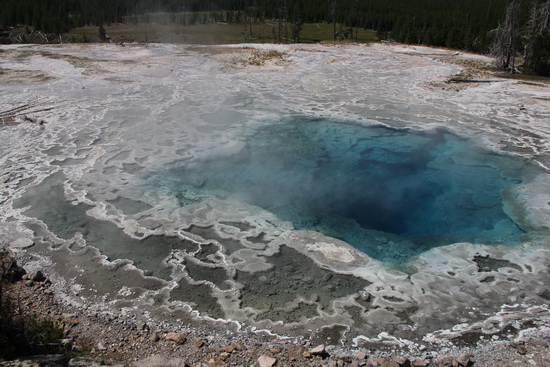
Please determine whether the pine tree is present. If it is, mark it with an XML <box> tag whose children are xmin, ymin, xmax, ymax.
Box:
<box><xmin>330</xmin><ymin>0</ymin><xmax>337</xmax><ymax>40</ymax></box>
<box><xmin>98</xmin><ymin>24</ymin><xmax>107</xmax><ymax>41</ymax></box>
<box><xmin>524</xmin><ymin>0</ymin><xmax>550</xmax><ymax>75</ymax></box>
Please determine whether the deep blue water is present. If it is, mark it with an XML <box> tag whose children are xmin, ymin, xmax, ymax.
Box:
<box><xmin>155</xmin><ymin>119</ymin><xmax>531</xmax><ymax>263</ymax></box>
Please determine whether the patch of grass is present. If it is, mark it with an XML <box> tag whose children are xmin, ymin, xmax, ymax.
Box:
<box><xmin>301</xmin><ymin>23</ymin><xmax>377</xmax><ymax>43</ymax></box>
<box><xmin>64</xmin><ymin>22</ymin><xmax>377</xmax><ymax>45</ymax></box>
<box><xmin>495</xmin><ymin>71</ymin><xmax>550</xmax><ymax>83</ymax></box>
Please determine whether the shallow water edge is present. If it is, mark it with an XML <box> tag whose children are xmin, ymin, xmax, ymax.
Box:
<box><xmin>0</xmin><ymin>43</ymin><xmax>548</xmax><ymax>351</ymax></box>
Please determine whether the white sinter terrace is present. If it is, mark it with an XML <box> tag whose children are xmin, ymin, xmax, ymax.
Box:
<box><xmin>0</xmin><ymin>42</ymin><xmax>549</xmax><ymax>351</ymax></box>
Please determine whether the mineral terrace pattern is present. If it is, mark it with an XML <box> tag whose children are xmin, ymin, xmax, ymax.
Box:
<box><xmin>0</xmin><ymin>43</ymin><xmax>549</xmax><ymax>352</ymax></box>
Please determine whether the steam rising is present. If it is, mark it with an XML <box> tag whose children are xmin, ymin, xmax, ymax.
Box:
<box><xmin>152</xmin><ymin>119</ymin><xmax>533</xmax><ymax>262</ymax></box>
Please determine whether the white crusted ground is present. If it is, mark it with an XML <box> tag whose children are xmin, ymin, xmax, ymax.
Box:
<box><xmin>0</xmin><ymin>42</ymin><xmax>549</xmax><ymax>351</ymax></box>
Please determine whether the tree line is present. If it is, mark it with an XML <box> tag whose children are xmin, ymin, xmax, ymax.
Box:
<box><xmin>1</xmin><ymin>0</ymin><xmax>549</xmax><ymax>75</ymax></box>
<box><xmin>490</xmin><ymin>0</ymin><xmax>550</xmax><ymax>76</ymax></box>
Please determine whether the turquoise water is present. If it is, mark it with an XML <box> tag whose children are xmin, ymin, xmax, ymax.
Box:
<box><xmin>154</xmin><ymin>119</ymin><xmax>532</xmax><ymax>263</ymax></box>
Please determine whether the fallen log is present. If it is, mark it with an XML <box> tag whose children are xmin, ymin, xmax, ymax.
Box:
<box><xmin>448</xmin><ymin>78</ymin><xmax>503</xmax><ymax>83</ymax></box>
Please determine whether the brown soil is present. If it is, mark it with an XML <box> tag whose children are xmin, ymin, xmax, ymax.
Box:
<box><xmin>2</xmin><ymin>277</ymin><xmax>549</xmax><ymax>367</ymax></box>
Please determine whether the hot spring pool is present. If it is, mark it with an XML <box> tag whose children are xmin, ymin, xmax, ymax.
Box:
<box><xmin>3</xmin><ymin>44</ymin><xmax>548</xmax><ymax>348</ymax></box>
<box><xmin>149</xmin><ymin>118</ymin><xmax>537</xmax><ymax>263</ymax></box>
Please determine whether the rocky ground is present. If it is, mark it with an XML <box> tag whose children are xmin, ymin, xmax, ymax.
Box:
<box><xmin>0</xmin><ymin>260</ymin><xmax>548</xmax><ymax>367</ymax></box>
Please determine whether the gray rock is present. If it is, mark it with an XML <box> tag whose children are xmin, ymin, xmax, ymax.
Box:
<box><xmin>510</xmin><ymin>342</ymin><xmax>528</xmax><ymax>355</ymax></box>
<box><xmin>454</xmin><ymin>353</ymin><xmax>474</xmax><ymax>366</ymax></box>
<box><xmin>136</xmin><ymin>321</ymin><xmax>148</xmax><ymax>331</ymax></box>
<box><xmin>287</xmin><ymin>345</ymin><xmax>307</xmax><ymax>360</ymax></box>
<box><xmin>231</xmin><ymin>341</ymin><xmax>245</xmax><ymax>350</ymax></box>
<box><xmin>68</xmin><ymin>357</ymin><xmax>104</xmax><ymax>367</ymax></box>
<box><xmin>434</xmin><ymin>356</ymin><xmax>454</xmax><ymax>367</ymax></box>
<box><xmin>310</xmin><ymin>344</ymin><xmax>326</xmax><ymax>355</ymax></box>
<box><xmin>29</xmin><ymin>270</ymin><xmax>46</xmax><ymax>282</ymax></box>
<box><xmin>392</xmin><ymin>355</ymin><xmax>410</xmax><ymax>367</ymax></box>
<box><xmin>149</xmin><ymin>332</ymin><xmax>160</xmax><ymax>342</ymax></box>
<box><xmin>165</xmin><ymin>332</ymin><xmax>186</xmax><ymax>344</ymax></box>
<box><xmin>335</xmin><ymin>354</ymin><xmax>353</xmax><ymax>363</ymax></box>
<box><xmin>258</xmin><ymin>355</ymin><xmax>277</xmax><ymax>367</ymax></box>
<box><xmin>132</xmin><ymin>355</ymin><xmax>189</xmax><ymax>367</ymax></box>
<box><xmin>411</xmin><ymin>359</ymin><xmax>430</xmax><ymax>367</ymax></box>
<box><xmin>359</xmin><ymin>291</ymin><xmax>371</xmax><ymax>302</ymax></box>
<box><xmin>380</xmin><ymin>360</ymin><xmax>400</xmax><ymax>367</ymax></box>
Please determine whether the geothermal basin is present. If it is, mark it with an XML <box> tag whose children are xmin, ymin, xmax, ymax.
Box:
<box><xmin>0</xmin><ymin>43</ymin><xmax>549</xmax><ymax>351</ymax></box>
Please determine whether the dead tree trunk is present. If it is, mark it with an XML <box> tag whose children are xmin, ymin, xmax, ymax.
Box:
<box><xmin>330</xmin><ymin>0</ymin><xmax>337</xmax><ymax>40</ymax></box>
<box><xmin>489</xmin><ymin>0</ymin><xmax>521</xmax><ymax>72</ymax></box>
